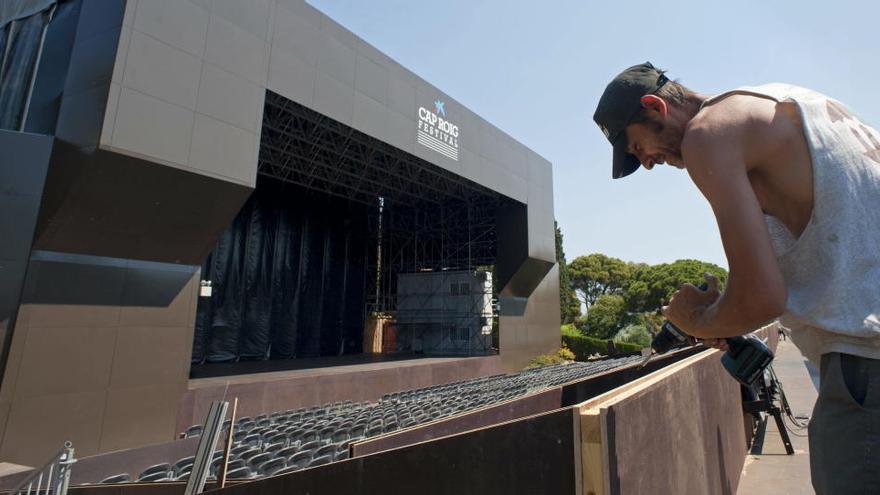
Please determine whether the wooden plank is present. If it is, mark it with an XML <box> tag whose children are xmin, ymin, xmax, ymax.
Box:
<box><xmin>577</xmin><ymin>350</ymin><xmax>716</xmax><ymax>413</ymax></box>
<box><xmin>573</xmin><ymin>353</ymin><xmax>712</xmax><ymax>495</ymax></box>
<box><xmin>208</xmin><ymin>407</ymin><xmax>580</xmax><ymax>495</ymax></box>
<box><xmin>577</xmin><ymin>349</ymin><xmax>747</xmax><ymax>495</ymax></box>
<box><xmin>580</xmin><ymin>407</ymin><xmax>605</xmax><ymax>495</ymax></box>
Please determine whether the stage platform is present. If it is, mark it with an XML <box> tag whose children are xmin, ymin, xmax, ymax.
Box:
<box><xmin>189</xmin><ymin>352</ymin><xmax>482</xmax><ymax>379</ymax></box>
<box><xmin>177</xmin><ymin>354</ymin><xmax>503</xmax><ymax>434</ymax></box>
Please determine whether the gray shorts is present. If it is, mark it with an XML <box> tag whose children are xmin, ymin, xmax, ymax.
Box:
<box><xmin>809</xmin><ymin>352</ymin><xmax>880</xmax><ymax>494</ymax></box>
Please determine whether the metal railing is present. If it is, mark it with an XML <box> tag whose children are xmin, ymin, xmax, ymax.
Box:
<box><xmin>10</xmin><ymin>441</ymin><xmax>76</xmax><ymax>495</ymax></box>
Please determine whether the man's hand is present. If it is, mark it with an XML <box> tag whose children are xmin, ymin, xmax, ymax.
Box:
<box><xmin>661</xmin><ymin>273</ymin><xmax>721</xmax><ymax>335</ymax></box>
<box><xmin>700</xmin><ymin>338</ymin><xmax>729</xmax><ymax>351</ymax></box>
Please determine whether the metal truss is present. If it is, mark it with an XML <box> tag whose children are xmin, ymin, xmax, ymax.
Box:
<box><xmin>258</xmin><ymin>91</ymin><xmax>503</xmax><ymax>340</ymax></box>
<box><xmin>259</xmin><ymin>91</ymin><xmax>497</xmax><ymax>209</ymax></box>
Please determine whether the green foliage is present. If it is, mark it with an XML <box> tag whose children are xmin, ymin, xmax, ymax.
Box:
<box><xmin>526</xmin><ymin>344</ymin><xmax>577</xmax><ymax>369</ymax></box>
<box><xmin>561</xmin><ymin>325</ymin><xmax>642</xmax><ymax>361</ymax></box>
<box><xmin>561</xmin><ymin>254</ymin><xmax>729</xmax><ymax>355</ymax></box>
<box><xmin>555</xmin><ymin>222</ymin><xmax>581</xmax><ymax>324</ymax></box>
<box><xmin>584</xmin><ymin>294</ymin><xmax>627</xmax><ymax>339</ymax></box>
<box><xmin>622</xmin><ymin>259</ymin><xmax>728</xmax><ymax>313</ymax></box>
<box><xmin>614</xmin><ymin>324</ymin><xmax>652</xmax><ymax>348</ymax></box>
<box><xmin>568</xmin><ymin>253</ymin><xmax>633</xmax><ymax>307</ymax></box>
<box><xmin>558</xmin><ymin>344</ymin><xmax>576</xmax><ymax>361</ymax></box>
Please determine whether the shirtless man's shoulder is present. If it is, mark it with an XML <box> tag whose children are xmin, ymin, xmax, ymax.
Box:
<box><xmin>682</xmin><ymin>92</ymin><xmax>814</xmax><ymax>237</ymax></box>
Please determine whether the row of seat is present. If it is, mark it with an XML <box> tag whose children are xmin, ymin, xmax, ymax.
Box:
<box><xmin>97</xmin><ymin>355</ymin><xmax>643</xmax><ymax>484</ymax></box>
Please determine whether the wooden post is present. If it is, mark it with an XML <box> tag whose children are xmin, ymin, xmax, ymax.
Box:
<box><xmin>217</xmin><ymin>397</ymin><xmax>238</xmax><ymax>488</ymax></box>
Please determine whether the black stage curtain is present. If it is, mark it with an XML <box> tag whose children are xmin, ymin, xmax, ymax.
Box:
<box><xmin>192</xmin><ymin>180</ymin><xmax>369</xmax><ymax>364</ymax></box>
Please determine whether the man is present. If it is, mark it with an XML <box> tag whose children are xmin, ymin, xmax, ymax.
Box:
<box><xmin>593</xmin><ymin>62</ymin><xmax>880</xmax><ymax>494</ymax></box>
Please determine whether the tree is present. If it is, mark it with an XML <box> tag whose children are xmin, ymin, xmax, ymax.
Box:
<box><xmin>622</xmin><ymin>259</ymin><xmax>728</xmax><ymax>313</ymax></box>
<box><xmin>555</xmin><ymin>222</ymin><xmax>581</xmax><ymax>323</ymax></box>
<box><xmin>583</xmin><ymin>294</ymin><xmax>627</xmax><ymax>339</ymax></box>
<box><xmin>614</xmin><ymin>324</ymin><xmax>652</xmax><ymax>348</ymax></box>
<box><xmin>568</xmin><ymin>253</ymin><xmax>633</xmax><ymax>307</ymax></box>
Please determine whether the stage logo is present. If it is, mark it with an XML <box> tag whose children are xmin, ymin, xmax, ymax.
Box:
<box><xmin>417</xmin><ymin>99</ymin><xmax>459</xmax><ymax>161</ymax></box>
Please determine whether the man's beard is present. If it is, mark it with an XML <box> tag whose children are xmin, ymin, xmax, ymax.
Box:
<box><xmin>655</xmin><ymin>121</ymin><xmax>685</xmax><ymax>166</ymax></box>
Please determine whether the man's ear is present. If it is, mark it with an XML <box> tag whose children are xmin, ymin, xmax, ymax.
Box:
<box><xmin>640</xmin><ymin>94</ymin><xmax>668</xmax><ymax>118</ymax></box>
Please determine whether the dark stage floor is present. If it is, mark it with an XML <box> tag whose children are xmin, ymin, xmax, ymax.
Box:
<box><xmin>189</xmin><ymin>352</ymin><xmax>496</xmax><ymax>379</ymax></box>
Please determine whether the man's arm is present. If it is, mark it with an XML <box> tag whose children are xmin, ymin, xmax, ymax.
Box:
<box><xmin>662</xmin><ymin>120</ymin><xmax>786</xmax><ymax>338</ymax></box>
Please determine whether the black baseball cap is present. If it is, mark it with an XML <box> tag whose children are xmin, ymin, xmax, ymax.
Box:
<box><xmin>593</xmin><ymin>62</ymin><xmax>669</xmax><ymax>179</ymax></box>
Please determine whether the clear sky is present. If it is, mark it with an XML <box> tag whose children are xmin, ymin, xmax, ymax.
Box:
<box><xmin>309</xmin><ymin>0</ymin><xmax>879</xmax><ymax>269</ymax></box>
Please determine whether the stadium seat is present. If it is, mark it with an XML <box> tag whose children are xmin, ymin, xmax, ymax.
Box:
<box><xmin>299</xmin><ymin>440</ymin><xmax>321</xmax><ymax>452</ymax></box>
<box><xmin>231</xmin><ymin>445</ymin><xmax>251</xmax><ymax>457</ymax></box>
<box><xmin>313</xmin><ymin>444</ymin><xmax>336</xmax><ymax>459</ymax></box>
<box><xmin>350</xmin><ymin>424</ymin><xmax>366</xmax><ymax>439</ymax></box>
<box><xmin>242</xmin><ymin>433</ymin><xmax>261</xmax><ymax>448</ymax></box>
<box><xmin>331</xmin><ymin>428</ymin><xmax>350</xmax><ymax>443</ymax></box>
<box><xmin>275</xmin><ymin>445</ymin><xmax>300</xmax><ymax>459</ymax></box>
<box><xmin>172</xmin><ymin>456</ymin><xmax>195</xmax><ymax>476</ymax></box>
<box><xmin>137</xmin><ymin>471</ymin><xmax>170</xmax><ymax>482</ymax></box>
<box><xmin>308</xmin><ymin>455</ymin><xmax>332</xmax><ymax>467</ymax></box>
<box><xmin>238</xmin><ymin>447</ymin><xmax>262</xmax><ymax>461</ymax></box>
<box><xmin>287</xmin><ymin>451</ymin><xmax>312</xmax><ymax>470</ymax></box>
<box><xmin>184</xmin><ymin>425</ymin><xmax>203</xmax><ymax>438</ymax></box>
<box><xmin>246</xmin><ymin>453</ymin><xmax>273</xmax><ymax>472</ymax></box>
<box><xmin>257</xmin><ymin>458</ymin><xmax>286</xmax><ymax>476</ymax></box>
<box><xmin>138</xmin><ymin>463</ymin><xmax>171</xmax><ymax>480</ymax></box>
<box><xmin>225</xmin><ymin>467</ymin><xmax>253</xmax><ymax>480</ymax></box>
<box><xmin>99</xmin><ymin>473</ymin><xmax>130</xmax><ymax>484</ymax></box>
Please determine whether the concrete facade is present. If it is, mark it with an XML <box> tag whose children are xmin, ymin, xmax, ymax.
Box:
<box><xmin>0</xmin><ymin>0</ymin><xmax>560</xmax><ymax>465</ymax></box>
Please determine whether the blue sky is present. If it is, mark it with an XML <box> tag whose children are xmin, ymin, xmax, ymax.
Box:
<box><xmin>309</xmin><ymin>0</ymin><xmax>879</xmax><ymax>269</ymax></box>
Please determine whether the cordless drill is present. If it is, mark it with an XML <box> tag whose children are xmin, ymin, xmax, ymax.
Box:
<box><xmin>643</xmin><ymin>284</ymin><xmax>775</xmax><ymax>386</ymax></box>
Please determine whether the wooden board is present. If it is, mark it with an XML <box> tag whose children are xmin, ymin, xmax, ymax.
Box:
<box><xmin>208</xmin><ymin>407</ymin><xmax>581</xmax><ymax>495</ymax></box>
<box><xmin>576</xmin><ymin>350</ymin><xmax>748</xmax><ymax>495</ymax></box>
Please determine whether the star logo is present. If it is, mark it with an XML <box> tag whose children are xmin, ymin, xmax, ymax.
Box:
<box><xmin>434</xmin><ymin>100</ymin><xmax>446</xmax><ymax>117</ymax></box>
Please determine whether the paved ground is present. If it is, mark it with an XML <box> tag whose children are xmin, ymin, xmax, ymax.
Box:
<box><xmin>737</xmin><ymin>338</ymin><xmax>819</xmax><ymax>495</ymax></box>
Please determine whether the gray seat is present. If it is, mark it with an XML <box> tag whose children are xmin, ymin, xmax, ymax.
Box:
<box><xmin>137</xmin><ymin>471</ymin><xmax>170</xmax><ymax>482</ymax></box>
<box><xmin>299</xmin><ymin>440</ymin><xmax>321</xmax><ymax>452</ymax></box>
<box><xmin>314</xmin><ymin>444</ymin><xmax>336</xmax><ymax>459</ymax></box>
<box><xmin>246</xmin><ymin>452</ymin><xmax>272</xmax><ymax>471</ymax></box>
<box><xmin>275</xmin><ymin>445</ymin><xmax>300</xmax><ymax>459</ymax></box>
<box><xmin>99</xmin><ymin>473</ymin><xmax>130</xmax><ymax>484</ymax></box>
<box><xmin>287</xmin><ymin>451</ymin><xmax>312</xmax><ymax>470</ymax></box>
<box><xmin>211</xmin><ymin>456</ymin><xmax>246</xmax><ymax>474</ymax></box>
<box><xmin>274</xmin><ymin>464</ymin><xmax>302</xmax><ymax>476</ymax></box>
<box><xmin>308</xmin><ymin>455</ymin><xmax>332</xmax><ymax>467</ymax></box>
<box><xmin>231</xmin><ymin>445</ymin><xmax>251</xmax><ymax>456</ymax></box>
<box><xmin>331</xmin><ymin>428</ymin><xmax>350</xmax><ymax>443</ymax></box>
<box><xmin>319</xmin><ymin>426</ymin><xmax>336</xmax><ymax>441</ymax></box>
<box><xmin>138</xmin><ymin>463</ymin><xmax>171</xmax><ymax>479</ymax></box>
<box><xmin>265</xmin><ymin>432</ymin><xmax>287</xmax><ymax>447</ymax></box>
<box><xmin>242</xmin><ymin>433</ymin><xmax>261</xmax><ymax>448</ymax></box>
<box><xmin>172</xmin><ymin>456</ymin><xmax>195</xmax><ymax>475</ymax></box>
<box><xmin>258</xmin><ymin>458</ymin><xmax>286</xmax><ymax>476</ymax></box>
<box><xmin>238</xmin><ymin>447</ymin><xmax>262</xmax><ymax>461</ymax></box>
<box><xmin>350</xmin><ymin>424</ymin><xmax>366</xmax><ymax>439</ymax></box>
<box><xmin>300</xmin><ymin>430</ymin><xmax>319</xmax><ymax>444</ymax></box>
<box><xmin>225</xmin><ymin>467</ymin><xmax>253</xmax><ymax>480</ymax></box>
<box><xmin>184</xmin><ymin>425</ymin><xmax>203</xmax><ymax>438</ymax></box>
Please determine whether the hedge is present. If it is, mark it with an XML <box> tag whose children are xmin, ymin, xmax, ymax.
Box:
<box><xmin>561</xmin><ymin>324</ymin><xmax>643</xmax><ymax>361</ymax></box>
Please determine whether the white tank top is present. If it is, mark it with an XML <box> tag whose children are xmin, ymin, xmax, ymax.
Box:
<box><xmin>702</xmin><ymin>84</ymin><xmax>880</xmax><ymax>364</ymax></box>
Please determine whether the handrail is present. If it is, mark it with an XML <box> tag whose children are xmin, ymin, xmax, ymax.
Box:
<box><xmin>10</xmin><ymin>441</ymin><xmax>76</xmax><ymax>495</ymax></box>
